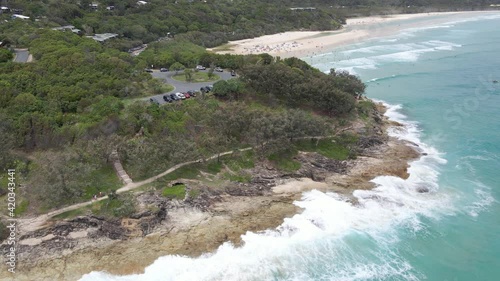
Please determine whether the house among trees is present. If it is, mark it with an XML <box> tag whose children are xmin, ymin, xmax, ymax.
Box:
<box><xmin>12</xmin><ymin>14</ymin><xmax>30</xmax><ymax>20</ymax></box>
<box><xmin>90</xmin><ymin>3</ymin><xmax>99</xmax><ymax>10</ymax></box>
<box><xmin>290</xmin><ymin>7</ymin><xmax>316</xmax><ymax>11</ymax></box>
<box><xmin>87</xmin><ymin>33</ymin><xmax>119</xmax><ymax>42</ymax></box>
<box><xmin>0</xmin><ymin>6</ymin><xmax>10</xmax><ymax>13</ymax></box>
<box><xmin>137</xmin><ymin>1</ymin><xmax>148</xmax><ymax>5</ymax></box>
<box><xmin>52</xmin><ymin>25</ymin><xmax>82</xmax><ymax>35</ymax></box>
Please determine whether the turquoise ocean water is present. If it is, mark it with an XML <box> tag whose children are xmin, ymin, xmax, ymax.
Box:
<box><xmin>81</xmin><ymin>13</ymin><xmax>500</xmax><ymax>281</ymax></box>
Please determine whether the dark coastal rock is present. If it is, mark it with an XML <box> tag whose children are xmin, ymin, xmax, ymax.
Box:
<box><xmin>97</xmin><ymin>220</ymin><xmax>126</xmax><ymax>240</ymax></box>
<box><xmin>185</xmin><ymin>191</ymin><xmax>217</xmax><ymax>211</ymax></box>
<box><xmin>225</xmin><ymin>184</ymin><xmax>264</xmax><ymax>196</ymax></box>
<box><xmin>415</xmin><ymin>186</ymin><xmax>430</xmax><ymax>193</ymax></box>
<box><xmin>130</xmin><ymin>211</ymin><xmax>153</xmax><ymax>219</ymax></box>
<box><xmin>296</xmin><ymin>153</ymin><xmax>349</xmax><ymax>175</ymax></box>
<box><xmin>358</xmin><ymin>136</ymin><xmax>384</xmax><ymax>149</ymax></box>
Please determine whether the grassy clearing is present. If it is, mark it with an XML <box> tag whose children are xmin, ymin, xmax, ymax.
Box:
<box><xmin>210</xmin><ymin>43</ymin><xmax>236</xmax><ymax>52</ymax></box>
<box><xmin>83</xmin><ymin>165</ymin><xmax>122</xmax><ymax>200</ymax></box>
<box><xmin>90</xmin><ymin>195</ymin><xmax>136</xmax><ymax>218</ymax></box>
<box><xmin>268</xmin><ymin>149</ymin><xmax>301</xmax><ymax>172</ymax></box>
<box><xmin>160</xmin><ymin>83</ymin><xmax>175</xmax><ymax>93</ymax></box>
<box><xmin>295</xmin><ymin>135</ymin><xmax>358</xmax><ymax>160</ymax></box>
<box><xmin>145</xmin><ymin>150</ymin><xmax>256</xmax><ymax>189</ymax></box>
<box><xmin>224</xmin><ymin>172</ymin><xmax>252</xmax><ymax>183</ymax></box>
<box><xmin>0</xmin><ymin>175</ymin><xmax>29</xmax><ymax>216</ymax></box>
<box><xmin>14</xmin><ymin>200</ymin><xmax>29</xmax><ymax>216</ymax></box>
<box><xmin>205</xmin><ymin>161</ymin><xmax>223</xmax><ymax>174</ymax></box>
<box><xmin>172</xmin><ymin>72</ymin><xmax>220</xmax><ymax>82</ymax></box>
<box><xmin>159</xmin><ymin>164</ymin><xmax>202</xmax><ymax>183</ymax></box>
<box><xmin>162</xmin><ymin>184</ymin><xmax>186</xmax><ymax>199</ymax></box>
<box><xmin>188</xmin><ymin>188</ymin><xmax>200</xmax><ymax>199</ymax></box>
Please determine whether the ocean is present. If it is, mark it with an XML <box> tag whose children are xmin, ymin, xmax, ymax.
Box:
<box><xmin>80</xmin><ymin>13</ymin><xmax>500</xmax><ymax>281</ymax></box>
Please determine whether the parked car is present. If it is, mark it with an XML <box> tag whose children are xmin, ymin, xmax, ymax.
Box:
<box><xmin>149</xmin><ymin>98</ymin><xmax>159</xmax><ymax>104</ymax></box>
<box><xmin>144</xmin><ymin>68</ymin><xmax>153</xmax><ymax>73</ymax></box>
<box><xmin>214</xmin><ymin>67</ymin><xmax>223</xmax><ymax>72</ymax></box>
<box><xmin>207</xmin><ymin>85</ymin><xmax>214</xmax><ymax>91</ymax></box>
<box><xmin>187</xmin><ymin>90</ymin><xmax>196</xmax><ymax>97</ymax></box>
<box><xmin>175</xmin><ymin>92</ymin><xmax>186</xmax><ymax>100</ymax></box>
<box><xmin>231</xmin><ymin>70</ymin><xmax>236</xmax><ymax>76</ymax></box>
<box><xmin>160</xmin><ymin>68</ymin><xmax>168</xmax><ymax>72</ymax></box>
<box><xmin>163</xmin><ymin>95</ymin><xmax>173</xmax><ymax>103</ymax></box>
<box><xmin>196</xmin><ymin>65</ymin><xmax>206</xmax><ymax>70</ymax></box>
<box><xmin>170</xmin><ymin>93</ymin><xmax>180</xmax><ymax>101</ymax></box>
<box><xmin>183</xmin><ymin>92</ymin><xmax>191</xmax><ymax>98</ymax></box>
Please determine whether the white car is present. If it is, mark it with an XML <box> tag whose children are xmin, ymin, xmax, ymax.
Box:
<box><xmin>175</xmin><ymin>92</ymin><xmax>186</xmax><ymax>100</ymax></box>
<box><xmin>196</xmin><ymin>65</ymin><xmax>206</xmax><ymax>70</ymax></box>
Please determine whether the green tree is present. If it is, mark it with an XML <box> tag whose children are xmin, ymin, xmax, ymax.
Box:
<box><xmin>30</xmin><ymin>149</ymin><xmax>98</xmax><ymax>207</ymax></box>
<box><xmin>0</xmin><ymin>49</ymin><xmax>13</xmax><ymax>63</ymax></box>
<box><xmin>170</xmin><ymin>62</ymin><xmax>185</xmax><ymax>74</ymax></box>
<box><xmin>213</xmin><ymin>79</ymin><xmax>244</xmax><ymax>100</ymax></box>
<box><xmin>184</xmin><ymin>68</ymin><xmax>193</xmax><ymax>82</ymax></box>
<box><xmin>207</xmin><ymin>67</ymin><xmax>215</xmax><ymax>80</ymax></box>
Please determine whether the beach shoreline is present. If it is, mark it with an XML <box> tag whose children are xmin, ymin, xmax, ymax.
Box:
<box><xmin>208</xmin><ymin>11</ymin><xmax>499</xmax><ymax>58</ymax></box>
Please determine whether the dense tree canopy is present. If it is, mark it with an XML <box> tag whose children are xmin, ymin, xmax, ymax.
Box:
<box><xmin>1</xmin><ymin>0</ymin><xmax>475</xmax><ymax>212</ymax></box>
<box><xmin>0</xmin><ymin>30</ymin><xmax>160</xmax><ymax>150</ymax></box>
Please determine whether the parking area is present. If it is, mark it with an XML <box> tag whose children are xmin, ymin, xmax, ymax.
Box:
<box><xmin>148</xmin><ymin>69</ymin><xmax>235</xmax><ymax>104</ymax></box>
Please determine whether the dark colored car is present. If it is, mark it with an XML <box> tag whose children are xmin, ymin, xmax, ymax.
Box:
<box><xmin>149</xmin><ymin>98</ymin><xmax>159</xmax><ymax>104</ymax></box>
<box><xmin>144</xmin><ymin>68</ymin><xmax>153</xmax><ymax>73</ymax></box>
<box><xmin>163</xmin><ymin>95</ymin><xmax>173</xmax><ymax>102</ymax></box>
<box><xmin>207</xmin><ymin>85</ymin><xmax>213</xmax><ymax>91</ymax></box>
<box><xmin>231</xmin><ymin>70</ymin><xmax>236</xmax><ymax>76</ymax></box>
<box><xmin>160</xmin><ymin>68</ymin><xmax>168</xmax><ymax>72</ymax></box>
<box><xmin>187</xmin><ymin>90</ymin><xmax>196</xmax><ymax>97</ymax></box>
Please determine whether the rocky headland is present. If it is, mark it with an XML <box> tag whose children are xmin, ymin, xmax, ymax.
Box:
<box><xmin>0</xmin><ymin>103</ymin><xmax>421</xmax><ymax>281</ymax></box>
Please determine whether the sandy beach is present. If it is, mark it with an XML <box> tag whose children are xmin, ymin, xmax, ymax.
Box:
<box><xmin>209</xmin><ymin>11</ymin><xmax>498</xmax><ymax>58</ymax></box>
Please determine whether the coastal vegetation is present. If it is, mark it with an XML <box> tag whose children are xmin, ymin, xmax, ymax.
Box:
<box><xmin>0</xmin><ymin>0</ymin><xmax>461</xmax><ymax>219</ymax></box>
<box><xmin>1</xmin><ymin>0</ymin><xmax>496</xmax><ymax>52</ymax></box>
<box><xmin>0</xmin><ymin>29</ymin><xmax>369</xmax><ymax>213</ymax></box>
<box><xmin>172</xmin><ymin>71</ymin><xmax>219</xmax><ymax>82</ymax></box>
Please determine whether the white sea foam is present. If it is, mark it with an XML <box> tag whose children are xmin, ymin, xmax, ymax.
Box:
<box><xmin>464</xmin><ymin>181</ymin><xmax>496</xmax><ymax>217</ymax></box>
<box><xmin>80</xmin><ymin>103</ymin><xmax>454</xmax><ymax>281</ymax></box>
<box><xmin>332</xmin><ymin>40</ymin><xmax>461</xmax><ymax>74</ymax></box>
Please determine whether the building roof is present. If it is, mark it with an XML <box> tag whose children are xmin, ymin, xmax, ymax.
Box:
<box><xmin>52</xmin><ymin>25</ymin><xmax>75</xmax><ymax>30</ymax></box>
<box><xmin>290</xmin><ymin>7</ymin><xmax>316</xmax><ymax>10</ymax></box>
<box><xmin>87</xmin><ymin>33</ymin><xmax>118</xmax><ymax>42</ymax></box>
<box><xmin>12</xmin><ymin>14</ymin><xmax>30</xmax><ymax>19</ymax></box>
